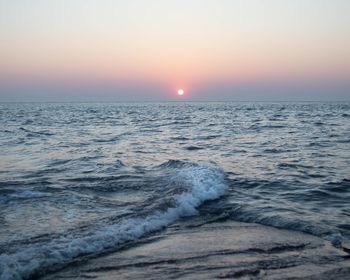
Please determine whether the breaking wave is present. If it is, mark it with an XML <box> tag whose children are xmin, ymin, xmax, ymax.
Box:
<box><xmin>0</xmin><ymin>161</ymin><xmax>227</xmax><ymax>280</ymax></box>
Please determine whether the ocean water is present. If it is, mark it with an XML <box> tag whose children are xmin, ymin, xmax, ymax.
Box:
<box><xmin>0</xmin><ymin>102</ymin><xmax>349</xmax><ymax>279</ymax></box>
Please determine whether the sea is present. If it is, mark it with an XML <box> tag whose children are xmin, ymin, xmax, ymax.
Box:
<box><xmin>0</xmin><ymin>102</ymin><xmax>349</xmax><ymax>279</ymax></box>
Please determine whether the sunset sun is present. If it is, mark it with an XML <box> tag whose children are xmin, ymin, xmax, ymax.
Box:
<box><xmin>177</xmin><ymin>89</ymin><xmax>184</xmax><ymax>96</ymax></box>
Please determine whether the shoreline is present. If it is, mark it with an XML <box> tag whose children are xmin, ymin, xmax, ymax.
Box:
<box><xmin>43</xmin><ymin>220</ymin><xmax>350</xmax><ymax>280</ymax></box>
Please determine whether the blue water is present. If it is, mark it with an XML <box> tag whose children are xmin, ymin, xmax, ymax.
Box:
<box><xmin>0</xmin><ymin>102</ymin><xmax>349</xmax><ymax>279</ymax></box>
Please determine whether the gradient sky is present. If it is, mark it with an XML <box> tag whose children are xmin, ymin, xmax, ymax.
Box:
<box><xmin>1</xmin><ymin>0</ymin><xmax>350</xmax><ymax>101</ymax></box>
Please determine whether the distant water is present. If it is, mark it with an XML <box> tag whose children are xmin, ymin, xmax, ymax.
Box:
<box><xmin>0</xmin><ymin>102</ymin><xmax>349</xmax><ymax>279</ymax></box>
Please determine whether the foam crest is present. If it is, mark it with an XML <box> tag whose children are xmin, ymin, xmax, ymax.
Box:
<box><xmin>0</xmin><ymin>162</ymin><xmax>227</xmax><ymax>280</ymax></box>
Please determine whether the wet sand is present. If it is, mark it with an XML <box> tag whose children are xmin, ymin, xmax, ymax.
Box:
<box><xmin>43</xmin><ymin>220</ymin><xmax>350</xmax><ymax>279</ymax></box>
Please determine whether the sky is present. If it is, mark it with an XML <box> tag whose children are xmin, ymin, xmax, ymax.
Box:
<box><xmin>0</xmin><ymin>0</ymin><xmax>350</xmax><ymax>101</ymax></box>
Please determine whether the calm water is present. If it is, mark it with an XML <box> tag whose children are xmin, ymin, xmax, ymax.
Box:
<box><xmin>0</xmin><ymin>102</ymin><xmax>349</xmax><ymax>279</ymax></box>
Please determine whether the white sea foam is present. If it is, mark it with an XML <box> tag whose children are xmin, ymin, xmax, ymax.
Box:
<box><xmin>0</xmin><ymin>162</ymin><xmax>227</xmax><ymax>280</ymax></box>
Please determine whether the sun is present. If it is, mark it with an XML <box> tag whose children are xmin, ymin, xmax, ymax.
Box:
<box><xmin>177</xmin><ymin>89</ymin><xmax>184</xmax><ymax>96</ymax></box>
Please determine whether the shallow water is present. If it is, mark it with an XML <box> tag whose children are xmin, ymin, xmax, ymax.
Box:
<box><xmin>0</xmin><ymin>102</ymin><xmax>349</xmax><ymax>279</ymax></box>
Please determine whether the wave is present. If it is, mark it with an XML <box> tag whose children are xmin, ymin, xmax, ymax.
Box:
<box><xmin>19</xmin><ymin>127</ymin><xmax>54</xmax><ymax>137</ymax></box>
<box><xmin>196</xmin><ymin>202</ymin><xmax>348</xmax><ymax>248</ymax></box>
<box><xmin>184</xmin><ymin>146</ymin><xmax>204</xmax><ymax>151</ymax></box>
<box><xmin>0</xmin><ymin>161</ymin><xmax>227</xmax><ymax>280</ymax></box>
<box><xmin>9</xmin><ymin>190</ymin><xmax>52</xmax><ymax>199</ymax></box>
<box><xmin>197</xmin><ymin>176</ymin><xmax>350</xmax><ymax>246</ymax></box>
<box><xmin>222</xmin><ymin>201</ymin><xmax>349</xmax><ymax>247</ymax></box>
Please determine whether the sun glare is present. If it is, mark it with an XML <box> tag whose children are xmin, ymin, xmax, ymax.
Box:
<box><xmin>177</xmin><ymin>89</ymin><xmax>184</xmax><ymax>96</ymax></box>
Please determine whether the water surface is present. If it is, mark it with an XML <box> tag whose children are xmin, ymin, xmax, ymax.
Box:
<box><xmin>0</xmin><ymin>102</ymin><xmax>349</xmax><ymax>279</ymax></box>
